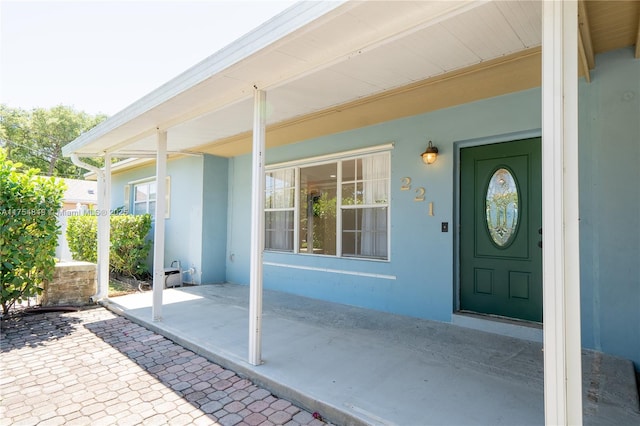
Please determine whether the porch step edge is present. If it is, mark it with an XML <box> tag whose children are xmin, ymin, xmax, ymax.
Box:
<box><xmin>102</xmin><ymin>299</ymin><xmax>368</xmax><ymax>426</ymax></box>
<box><xmin>451</xmin><ymin>312</ymin><xmax>543</xmax><ymax>342</ymax></box>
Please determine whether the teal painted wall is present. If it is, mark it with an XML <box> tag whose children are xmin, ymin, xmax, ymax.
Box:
<box><xmin>226</xmin><ymin>155</ymin><xmax>251</xmax><ymax>286</ymax></box>
<box><xmin>578</xmin><ymin>47</ymin><xmax>640</xmax><ymax>367</ymax></box>
<box><xmin>226</xmin><ymin>88</ymin><xmax>543</xmax><ymax>322</ymax></box>
<box><xmin>111</xmin><ymin>156</ymin><xmax>205</xmax><ymax>284</ymax></box>
<box><xmin>107</xmin><ymin>48</ymin><xmax>638</xmax><ymax>367</ymax></box>
<box><xmin>226</xmin><ymin>48</ymin><xmax>639</xmax><ymax>367</ymax></box>
<box><xmin>201</xmin><ymin>155</ymin><xmax>229</xmax><ymax>283</ymax></box>
<box><xmin>164</xmin><ymin>156</ymin><xmax>204</xmax><ymax>282</ymax></box>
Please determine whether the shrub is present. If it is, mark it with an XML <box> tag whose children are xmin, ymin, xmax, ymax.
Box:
<box><xmin>66</xmin><ymin>215</ymin><xmax>97</xmax><ymax>263</ymax></box>
<box><xmin>109</xmin><ymin>215</ymin><xmax>152</xmax><ymax>277</ymax></box>
<box><xmin>67</xmin><ymin>213</ymin><xmax>152</xmax><ymax>278</ymax></box>
<box><xmin>0</xmin><ymin>149</ymin><xmax>65</xmax><ymax>315</ymax></box>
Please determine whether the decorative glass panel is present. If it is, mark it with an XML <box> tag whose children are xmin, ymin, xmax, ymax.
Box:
<box><xmin>486</xmin><ymin>168</ymin><xmax>519</xmax><ymax>247</ymax></box>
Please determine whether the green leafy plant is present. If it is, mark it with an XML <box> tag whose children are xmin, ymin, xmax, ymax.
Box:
<box><xmin>66</xmin><ymin>215</ymin><xmax>97</xmax><ymax>263</ymax></box>
<box><xmin>109</xmin><ymin>215</ymin><xmax>152</xmax><ymax>278</ymax></box>
<box><xmin>66</xmin><ymin>214</ymin><xmax>152</xmax><ymax>278</ymax></box>
<box><xmin>0</xmin><ymin>148</ymin><xmax>65</xmax><ymax>315</ymax></box>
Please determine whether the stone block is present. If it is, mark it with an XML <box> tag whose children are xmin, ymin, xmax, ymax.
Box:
<box><xmin>39</xmin><ymin>261</ymin><xmax>96</xmax><ymax>306</ymax></box>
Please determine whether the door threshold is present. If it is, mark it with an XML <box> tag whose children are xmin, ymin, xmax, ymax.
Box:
<box><xmin>452</xmin><ymin>311</ymin><xmax>542</xmax><ymax>343</ymax></box>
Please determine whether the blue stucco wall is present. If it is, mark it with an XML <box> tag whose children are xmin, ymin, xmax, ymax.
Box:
<box><xmin>164</xmin><ymin>156</ymin><xmax>205</xmax><ymax>282</ymax></box>
<box><xmin>111</xmin><ymin>156</ymin><xmax>205</xmax><ymax>283</ymax></box>
<box><xmin>225</xmin><ymin>155</ymin><xmax>251</xmax><ymax>286</ymax></box>
<box><xmin>201</xmin><ymin>154</ymin><xmax>229</xmax><ymax>283</ymax></box>
<box><xmin>226</xmin><ymin>88</ymin><xmax>543</xmax><ymax>322</ymax></box>
<box><xmin>578</xmin><ymin>48</ymin><xmax>640</xmax><ymax>367</ymax></box>
<box><xmin>226</xmin><ymin>48</ymin><xmax>639</xmax><ymax>367</ymax></box>
<box><xmin>106</xmin><ymin>49</ymin><xmax>637</xmax><ymax>367</ymax></box>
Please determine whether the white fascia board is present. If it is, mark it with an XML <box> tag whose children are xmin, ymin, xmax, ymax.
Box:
<box><xmin>83</xmin><ymin>157</ymin><xmax>154</xmax><ymax>180</ymax></box>
<box><xmin>62</xmin><ymin>0</ymin><xmax>349</xmax><ymax>158</ymax></box>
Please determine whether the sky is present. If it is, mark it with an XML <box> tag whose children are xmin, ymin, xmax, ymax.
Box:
<box><xmin>0</xmin><ymin>0</ymin><xmax>298</xmax><ymax>116</ymax></box>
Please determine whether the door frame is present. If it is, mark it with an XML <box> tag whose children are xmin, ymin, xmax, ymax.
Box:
<box><xmin>453</xmin><ymin>129</ymin><xmax>541</xmax><ymax>315</ymax></box>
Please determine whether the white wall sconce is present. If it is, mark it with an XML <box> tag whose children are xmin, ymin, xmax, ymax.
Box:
<box><xmin>421</xmin><ymin>141</ymin><xmax>438</xmax><ymax>164</ymax></box>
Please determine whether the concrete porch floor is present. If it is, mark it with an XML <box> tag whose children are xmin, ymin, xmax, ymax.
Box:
<box><xmin>106</xmin><ymin>283</ymin><xmax>639</xmax><ymax>426</ymax></box>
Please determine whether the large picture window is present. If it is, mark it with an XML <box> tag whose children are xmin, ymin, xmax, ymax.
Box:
<box><xmin>265</xmin><ymin>150</ymin><xmax>390</xmax><ymax>260</ymax></box>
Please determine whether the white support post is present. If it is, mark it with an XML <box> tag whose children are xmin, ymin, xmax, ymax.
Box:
<box><xmin>69</xmin><ymin>153</ymin><xmax>110</xmax><ymax>302</ymax></box>
<box><xmin>95</xmin><ymin>159</ymin><xmax>110</xmax><ymax>301</ymax></box>
<box><xmin>152</xmin><ymin>130</ymin><xmax>168</xmax><ymax>322</ymax></box>
<box><xmin>542</xmin><ymin>1</ymin><xmax>582</xmax><ymax>425</ymax></box>
<box><xmin>249</xmin><ymin>89</ymin><xmax>266</xmax><ymax>366</ymax></box>
<box><xmin>101</xmin><ymin>153</ymin><xmax>112</xmax><ymax>299</ymax></box>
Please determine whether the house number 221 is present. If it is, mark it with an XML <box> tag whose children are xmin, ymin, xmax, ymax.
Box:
<box><xmin>400</xmin><ymin>177</ymin><xmax>425</xmax><ymax>202</ymax></box>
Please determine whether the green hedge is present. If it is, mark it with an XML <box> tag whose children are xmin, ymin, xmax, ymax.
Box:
<box><xmin>67</xmin><ymin>214</ymin><xmax>152</xmax><ymax>278</ymax></box>
<box><xmin>0</xmin><ymin>149</ymin><xmax>65</xmax><ymax>315</ymax></box>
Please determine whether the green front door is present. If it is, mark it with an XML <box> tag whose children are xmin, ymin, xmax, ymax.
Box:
<box><xmin>460</xmin><ymin>138</ymin><xmax>542</xmax><ymax>322</ymax></box>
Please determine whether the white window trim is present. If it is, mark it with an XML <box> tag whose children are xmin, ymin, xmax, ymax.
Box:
<box><xmin>266</xmin><ymin>143</ymin><xmax>394</xmax><ymax>171</ymax></box>
<box><xmin>127</xmin><ymin>176</ymin><xmax>171</xmax><ymax>219</ymax></box>
<box><xmin>265</xmin><ymin>144</ymin><xmax>393</xmax><ymax>261</ymax></box>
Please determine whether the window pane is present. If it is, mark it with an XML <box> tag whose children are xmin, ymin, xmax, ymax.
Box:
<box><xmin>265</xmin><ymin>189</ymin><xmax>274</xmax><ymax>209</ymax></box>
<box><xmin>342</xmin><ymin>183</ymin><xmax>356</xmax><ymax>205</ymax></box>
<box><xmin>342</xmin><ymin>159</ymin><xmax>357</xmax><ymax>182</ymax></box>
<box><xmin>273</xmin><ymin>188</ymin><xmax>294</xmax><ymax>209</ymax></box>
<box><xmin>299</xmin><ymin>163</ymin><xmax>337</xmax><ymax>255</ymax></box>
<box><xmin>341</xmin><ymin>207</ymin><xmax>387</xmax><ymax>259</ymax></box>
<box><xmin>134</xmin><ymin>202</ymin><xmax>147</xmax><ymax>215</ymax></box>
<box><xmin>265</xmin><ymin>211</ymin><xmax>294</xmax><ymax>251</ymax></box>
<box><xmin>135</xmin><ymin>185</ymin><xmax>148</xmax><ymax>202</ymax></box>
<box><xmin>342</xmin><ymin>209</ymin><xmax>358</xmax><ymax>256</ymax></box>
<box><xmin>362</xmin><ymin>179</ymin><xmax>388</xmax><ymax>204</ymax></box>
<box><xmin>361</xmin><ymin>154</ymin><xmax>388</xmax><ymax>204</ymax></box>
<box><xmin>342</xmin><ymin>154</ymin><xmax>389</xmax><ymax>206</ymax></box>
<box><xmin>133</xmin><ymin>181</ymin><xmax>158</xmax><ymax>216</ymax></box>
<box><xmin>269</xmin><ymin>169</ymin><xmax>294</xmax><ymax>189</ymax></box>
<box><xmin>149</xmin><ymin>183</ymin><xmax>157</xmax><ymax>200</ymax></box>
<box><xmin>266</xmin><ymin>169</ymin><xmax>295</xmax><ymax>209</ymax></box>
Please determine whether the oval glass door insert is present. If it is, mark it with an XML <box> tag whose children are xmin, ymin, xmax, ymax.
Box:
<box><xmin>486</xmin><ymin>168</ymin><xmax>519</xmax><ymax>247</ymax></box>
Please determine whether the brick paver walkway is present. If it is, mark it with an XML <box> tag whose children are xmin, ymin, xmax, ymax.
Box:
<box><xmin>0</xmin><ymin>307</ymin><xmax>328</xmax><ymax>426</ymax></box>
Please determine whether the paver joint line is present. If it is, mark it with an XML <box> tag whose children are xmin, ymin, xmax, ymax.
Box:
<box><xmin>0</xmin><ymin>307</ymin><xmax>330</xmax><ymax>426</ymax></box>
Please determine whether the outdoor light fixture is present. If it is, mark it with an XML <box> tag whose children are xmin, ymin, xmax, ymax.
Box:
<box><xmin>421</xmin><ymin>141</ymin><xmax>438</xmax><ymax>164</ymax></box>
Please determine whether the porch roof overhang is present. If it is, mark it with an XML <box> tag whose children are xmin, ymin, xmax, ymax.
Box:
<box><xmin>62</xmin><ymin>0</ymin><xmax>639</xmax><ymax>160</ymax></box>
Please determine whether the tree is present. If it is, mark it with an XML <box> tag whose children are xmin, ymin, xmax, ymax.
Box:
<box><xmin>0</xmin><ymin>148</ymin><xmax>66</xmax><ymax>315</ymax></box>
<box><xmin>0</xmin><ymin>104</ymin><xmax>108</xmax><ymax>178</ymax></box>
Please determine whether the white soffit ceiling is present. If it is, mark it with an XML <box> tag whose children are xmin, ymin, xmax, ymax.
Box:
<box><xmin>65</xmin><ymin>0</ymin><xmax>543</xmax><ymax>157</ymax></box>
